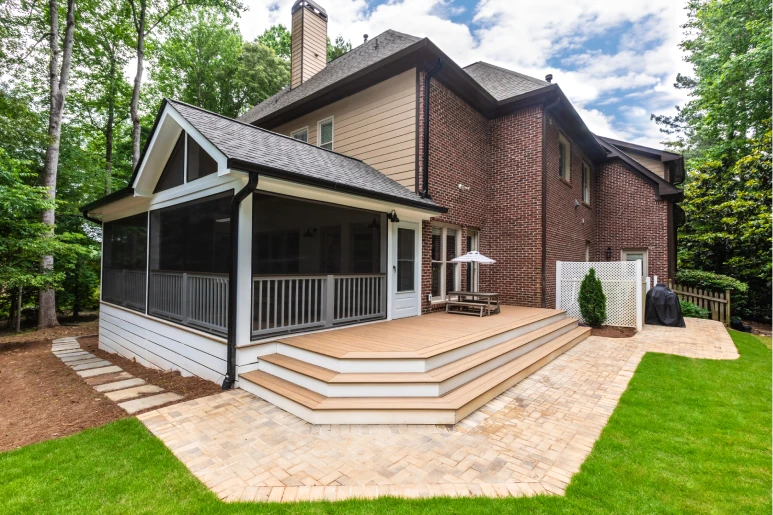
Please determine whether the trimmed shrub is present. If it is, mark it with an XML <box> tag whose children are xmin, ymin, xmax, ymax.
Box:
<box><xmin>675</xmin><ymin>269</ymin><xmax>752</xmax><ymax>319</ymax></box>
<box><xmin>680</xmin><ymin>300</ymin><xmax>710</xmax><ymax>319</ymax></box>
<box><xmin>579</xmin><ymin>268</ymin><xmax>607</xmax><ymax>327</ymax></box>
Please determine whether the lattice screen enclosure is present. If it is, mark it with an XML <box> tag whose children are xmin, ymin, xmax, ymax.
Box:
<box><xmin>556</xmin><ymin>261</ymin><xmax>643</xmax><ymax>330</ymax></box>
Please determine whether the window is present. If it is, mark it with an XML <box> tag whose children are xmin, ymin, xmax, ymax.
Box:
<box><xmin>291</xmin><ymin>127</ymin><xmax>308</xmax><ymax>143</ymax></box>
<box><xmin>318</xmin><ymin>118</ymin><xmax>333</xmax><ymax>150</ymax></box>
<box><xmin>154</xmin><ymin>133</ymin><xmax>185</xmax><ymax>193</ymax></box>
<box><xmin>431</xmin><ymin>225</ymin><xmax>460</xmax><ymax>300</ymax></box>
<box><xmin>466</xmin><ymin>229</ymin><xmax>479</xmax><ymax>292</ymax></box>
<box><xmin>581</xmin><ymin>161</ymin><xmax>591</xmax><ymax>203</ymax></box>
<box><xmin>102</xmin><ymin>213</ymin><xmax>148</xmax><ymax>312</ymax></box>
<box><xmin>397</xmin><ymin>228</ymin><xmax>415</xmax><ymax>292</ymax></box>
<box><xmin>585</xmin><ymin>241</ymin><xmax>590</xmax><ymax>262</ymax></box>
<box><xmin>186</xmin><ymin>134</ymin><xmax>217</xmax><ymax>182</ymax></box>
<box><xmin>622</xmin><ymin>248</ymin><xmax>648</xmax><ymax>277</ymax></box>
<box><xmin>558</xmin><ymin>133</ymin><xmax>571</xmax><ymax>182</ymax></box>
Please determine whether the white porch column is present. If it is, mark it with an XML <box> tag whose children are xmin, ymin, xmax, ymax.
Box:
<box><xmin>235</xmin><ymin>179</ymin><xmax>253</xmax><ymax>346</ymax></box>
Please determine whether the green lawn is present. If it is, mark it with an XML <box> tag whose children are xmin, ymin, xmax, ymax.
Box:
<box><xmin>1</xmin><ymin>330</ymin><xmax>770</xmax><ymax>514</ymax></box>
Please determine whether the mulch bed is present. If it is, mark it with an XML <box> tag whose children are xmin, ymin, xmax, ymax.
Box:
<box><xmin>0</xmin><ymin>323</ymin><xmax>222</xmax><ymax>453</ymax></box>
<box><xmin>591</xmin><ymin>325</ymin><xmax>637</xmax><ymax>338</ymax></box>
<box><xmin>79</xmin><ymin>336</ymin><xmax>222</xmax><ymax>401</ymax></box>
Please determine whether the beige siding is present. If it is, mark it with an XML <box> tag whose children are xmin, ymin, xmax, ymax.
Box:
<box><xmin>290</xmin><ymin>11</ymin><xmax>303</xmax><ymax>89</ymax></box>
<box><xmin>275</xmin><ymin>69</ymin><xmax>418</xmax><ymax>189</ymax></box>
<box><xmin>291</xmin><ymin>8</ymin><xmax>327</xmax><ymax>88</ymax></box>
<box><xmin>627</xmin><ymin>150</ymin><xmax>665</xmax><ymax>178</ymax></box>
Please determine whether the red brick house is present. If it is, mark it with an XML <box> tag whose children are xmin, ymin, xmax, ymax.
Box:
<box><xmin>81</xmin><ymin>0</ymin><xmax>684</xmax><ymax>423</ymax></box>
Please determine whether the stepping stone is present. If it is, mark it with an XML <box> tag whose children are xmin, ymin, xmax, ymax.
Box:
<box><xmin>105</xmin><ymin>384</ymin><xmax>164</xmax><ymax>402</ymax></box>
<box><xmin>86</xmin><ymin>372</ymin><xmax>133</xmax><ymax>385</ymax></box>
<box><xmin>65</xmin><ymin>357</ymin><xmax>104</xmax><ymax>367</ymax></box>
<box><xmin>78</xmin><ymin>365</ymin><xmax>123</xmax><ymax>378</ymax></box>
<box><xmin>59</xmin><ymin>353</ymin><xmax>95</xmax><ymax>362</ymax></box>
<box><xmin>53</xmin><ymin>346</ymin><xmax>80</xmax><ymax>352</ymax></box>
<box><xmin>71</xmin><ymin>360</ymin><xmax>113</xmax><ymax>371</ymax></box>
<box><xmin>118</xmin><ymin>392</ymin><xmax>183</xmax><ymax>414</ymax></box>
<box><xmin>95</xmin><ymin>378</ymin><xmax>146</xmax><ymax>392</ymax></box>
<box><xmin>54</xmin><ymin>350</ymin><xmax>87</xmax><ymax>357</ymax></box>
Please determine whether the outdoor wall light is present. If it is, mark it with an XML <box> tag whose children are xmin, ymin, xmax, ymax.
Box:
<box><xmin>387</xmin><ymin>210</ymin><xmax>399</xmax><ymax>223</ymax></box>
<box><xmin>605</xmin><ymin>247</ymin><xmax>613</xmax><ymax>259</ymax></box>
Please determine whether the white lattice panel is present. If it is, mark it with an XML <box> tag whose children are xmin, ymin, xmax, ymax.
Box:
<box><xmin>556</xmin><ymin>261</ymin><xmax>641</xmax><ymax>329</ymax></box>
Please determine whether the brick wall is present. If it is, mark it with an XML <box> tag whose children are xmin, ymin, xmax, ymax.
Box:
<box><xmin>595</xmin><ymin>160</ymin><xmax>670</xmax><ymax>281</ymax></box>
<box><xmin>544</xmin><ymin>116</ymin><xmax>596</xmax><ymax>308</ymax></box>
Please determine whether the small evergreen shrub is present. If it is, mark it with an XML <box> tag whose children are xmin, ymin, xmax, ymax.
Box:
<box><xmin>578</xmin><ymin>268</ymin><xmax>607</xmax><ymax>327</ymax></box>
<box><xmin>675</xmin><ymin>269</ymin><xmax>748</xmax><ymax>293</ymax></box>
<box><xmin>680</xmin><ymin>300</ymin><xmax>710</xmax><ymax>319</ymax></box>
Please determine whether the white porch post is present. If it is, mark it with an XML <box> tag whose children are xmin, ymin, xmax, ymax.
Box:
<box><xmin>235</xmin><ymin>180</ymin><xmax>253</xmax><ymax>347</ymax></box>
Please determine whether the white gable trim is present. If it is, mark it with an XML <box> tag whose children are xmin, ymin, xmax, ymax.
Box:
<box><xmin>132</xmin><ymin>103</ymin><xmax>229</xmax><ymax>196</ymax></box>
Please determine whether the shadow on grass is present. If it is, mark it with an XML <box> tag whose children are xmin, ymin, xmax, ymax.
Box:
<box><xmin>1</xmin><ymin>331</ymin><xmax>770</xmax><ymax>514</ymax></box>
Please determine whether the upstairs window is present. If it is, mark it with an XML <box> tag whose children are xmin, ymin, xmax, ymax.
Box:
<box><xmin>558</xmin><ymin>133</ymin><xmax>571</xmax><ymax>182</ymax></box>
<box><xmin>318</xmin><ymin>118</ymin><xmax>333</xmax><ymax>150</ymax></box>
<box><xmin>291</xmin><ymin>127</ymin><xmax>308</xmax><ymax>142</ymax></box>
<box><xmin>582</xmin><ymin>161</ymin><xmax>591</xmax><ymax>203</ymax></box>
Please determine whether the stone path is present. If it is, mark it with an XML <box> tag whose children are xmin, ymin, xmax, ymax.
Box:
<box><xmin>138</xmin><ymin>318</ymin><xmax>738</xmax><ymax>503</ymax></box>
<box><xmin>51</xmin><ymin>337</ymin><xmax>182</xmax><ymax>414</ymax></box>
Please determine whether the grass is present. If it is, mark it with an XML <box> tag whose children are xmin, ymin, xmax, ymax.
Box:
<box><xmin>1</xmin><ymin>330</ymin><xmax>770</xmax><ymax>514</ymax></box>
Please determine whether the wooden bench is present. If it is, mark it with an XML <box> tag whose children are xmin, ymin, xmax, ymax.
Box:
<box><xmin>445</xmin><ymin>292</ymin><xmax>500</xmax><ymax>317</ymax></box>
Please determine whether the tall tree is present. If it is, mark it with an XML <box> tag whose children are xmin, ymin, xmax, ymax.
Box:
<box><xmin>256</xmin><ymin>24</ymin><xmax>290</xmax><ymax>60</ymax></box>
<box><xmin>126</xmin><ymin>0</ymin><xmax>243</xmax><ymax>170</ymax></box>
<box><xmin>327</xmin><ymin>35</ymin><xmax>351</xmax><ymax>62</ymax></box>
<box><xmin>38</xmin><ymin>0</ymin><xmax>77</xmax><ymax>328</ymax></box>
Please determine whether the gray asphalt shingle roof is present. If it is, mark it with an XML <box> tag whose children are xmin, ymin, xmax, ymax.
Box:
<box><xmin>238</xmin><ymin>30</ymin><xmax>422</xmax><ymax>125</ymax></box>
<box><xmin>463</xmin><ymin>62</ymin><xmax>549</xmax><ymax>101</ymax></box>
<box><xmin>168</xmin><ymin>100</ymin><xmax>441</xmax><ymax>210</ymax></box>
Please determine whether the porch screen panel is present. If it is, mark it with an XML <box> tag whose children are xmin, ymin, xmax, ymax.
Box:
<box><xmin>148</xmin><ymin>191</ymin><xmax>232</xmax><ymax>335</ymax></box>
<box><xmin>252</xmin><ymin>192</ymin><xmax>387</xmax><ymax>336</ymax></box>
<box><xmin>102</xmin><ymin>212</ymin><xmax>148</xmax><ymax>312</ymax></box>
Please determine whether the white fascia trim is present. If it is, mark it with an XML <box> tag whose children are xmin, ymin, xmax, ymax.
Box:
<box><xmin>256</xmin><ymin>175</ymin><xmax>437</xmax><ymax>220</ymax></box>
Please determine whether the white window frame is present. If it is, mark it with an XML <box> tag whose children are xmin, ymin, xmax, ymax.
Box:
<box><xmin>431</xmin><ymin>224</ymin><xmax>461</xmax><ymax>301</ymax></box>
<box><xmin>317</xmin><ymin>117</ymin><xmax>334</xmax><ymax>150</ymax></box>
<box><xmin>621</xmin><ymin>248</ymin><xmax>648</xmax><ymax>277</ymax></box>
<box><xmin>466</xmin><ymin>229</ymin><xmax>480</xmax><ymax>292</ymax></box>
<box><xmin>585</xmin><ymin>241</ymin><xmax>590</xmax><ymax>262</ymax></box>
<box><xmin>558</xmin><ymin>133</ymin><xmax>571</xmax><ymax>182</ymax></box>
<box><xmin>291</xmin><ymin>126</ymin><xmax>308</xmax><ymax>143</ymax></box>
<box><xmin>582</xmin><ymin>161</ymin><xmax>591</xmax><ymax>203</ymax></box>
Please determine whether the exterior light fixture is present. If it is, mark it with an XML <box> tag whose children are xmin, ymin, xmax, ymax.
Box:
<box><xmin>605</xmin><ymin>247</ymin><xmax>612</xmax><ymax>260</ymax></box>
<box><xmin>387</xmin><ymin>210</ymin><xmax>399</xmax><ymax>223</ymax></box>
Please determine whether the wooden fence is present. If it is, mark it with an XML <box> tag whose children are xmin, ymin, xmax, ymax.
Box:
<box><xmin>668</xmin><ymin>280</ymin><xmax>731</xmax><ymax>326</ymax></box>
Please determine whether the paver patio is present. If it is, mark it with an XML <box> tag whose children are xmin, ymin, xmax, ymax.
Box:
<box><xmin>138</xmin><ymin>318</ymin><xmax>738</xmax><ymax>502</ymax></box>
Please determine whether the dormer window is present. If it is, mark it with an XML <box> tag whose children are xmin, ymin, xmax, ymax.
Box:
<box><xmin>558</xmin><ymin>133</ymin><xmax>571</xmax><ymax>182</ymax></box>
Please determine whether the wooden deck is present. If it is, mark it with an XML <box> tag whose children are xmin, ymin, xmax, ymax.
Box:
<box><xmin>274</xmin><ymin>306</ymin><xmax>564</xmax><ymax>359</ymax></box>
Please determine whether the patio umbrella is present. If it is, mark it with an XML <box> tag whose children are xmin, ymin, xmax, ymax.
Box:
<box><xmin>450</xmin><ymin>250</ymin><xmax>496</xmax><ymax>264</ymax></box>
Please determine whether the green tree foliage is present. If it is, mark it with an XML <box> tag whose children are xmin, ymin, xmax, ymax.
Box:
<box><xmin>578</xmin><ymin>268</ymin><xmax>607</xmax><ymax>327</ymax></box>
<box><xmin>151</xmin><ymin>13</ymin><xmax>289</xmax><ymax>117</ymax></box>
<box><xmin>257</xmin><ymin>24</ymin><xmax>291</xmax><ymax>60</ymax></box>
<box><xmin>327</xmin><ymin>35</ymin><xmax>351</xmax><ymax>62</ymax></box>
<box><xmin>654</xmin><ymin>0</ymin><xmax>772</xmax><ymax>321</ymax></box>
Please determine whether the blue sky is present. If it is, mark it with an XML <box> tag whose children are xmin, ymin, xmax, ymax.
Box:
<box><xmin>238</xmin><ymin>0</ymin><xmax>692</xmax><ymax>147</ymax></box>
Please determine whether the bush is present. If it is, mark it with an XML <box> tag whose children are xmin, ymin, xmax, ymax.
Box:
<box><xmin>579</xmin><ymin>268</ymin><xmax>607</xmax><ymax>327</ymax></box>
<box><xmin>675</xmin><ymin>269</ymin><xmax>752</xmax><ymax>319</ymax></box>
<box><xmin>680</xmin><ymin>300</ymin><xmax>710</xmax><ymax>319</ymax></box>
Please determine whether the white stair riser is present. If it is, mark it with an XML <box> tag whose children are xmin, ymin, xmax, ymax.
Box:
<box><xmin>257</xmin><ymin>321</ymin><xmax>577</xmax><ymax>398</ymax></box>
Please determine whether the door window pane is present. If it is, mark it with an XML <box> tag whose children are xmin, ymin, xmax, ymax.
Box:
<box><xmin>397</xmin><ymin>228</ymin><xmax>415</xmax><ymax>292</ymax></box>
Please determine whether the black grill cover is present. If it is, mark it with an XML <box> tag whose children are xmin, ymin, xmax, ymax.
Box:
<box><xmin>645</xmin><ymin>283</ymin><xmax>686</xmax><ymax>327</ymax></box>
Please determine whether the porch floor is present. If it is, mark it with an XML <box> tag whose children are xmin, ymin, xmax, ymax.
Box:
<box><xmin>272</xmin><ymin>306</ymin><xmax>564</xmax><ymax>358</ymax></box>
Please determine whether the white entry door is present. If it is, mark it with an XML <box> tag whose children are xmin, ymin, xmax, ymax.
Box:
<box><xmin>391</xmin><ymin>221</ymin><xmax>420</xmax><ymax>319</ymax></box>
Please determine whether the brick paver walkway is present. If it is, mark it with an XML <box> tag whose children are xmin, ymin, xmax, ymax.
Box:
<box><xmin>138</xmin><ymin>319</ymin><xmax>737</xmax><ymax>502</ymax></box>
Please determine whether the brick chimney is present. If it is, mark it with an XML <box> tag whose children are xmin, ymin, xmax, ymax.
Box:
<box><xmin>290</xmin><ymin>0</ymin><xmax>328</xmax><ymax>89</ymax></box>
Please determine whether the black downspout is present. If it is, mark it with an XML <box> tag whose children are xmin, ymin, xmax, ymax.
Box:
<box><xmin>222</xmin><ymin>173</ymin><xmax>259</xmax><ymax>390</ymax></box>
<box><xmin>421</xmin><ymin>58</ymin><xmax>443</xmax><ymax>199</ymax></box>
<box><xmin>540</xmin><ymin>97</ymin><xmax>560</xmax><ymax>308</ymax></box>
<box><xmin>82</xmin><ymin>210</ymin><xmax>102</xmax><ymax>225</ymax></box>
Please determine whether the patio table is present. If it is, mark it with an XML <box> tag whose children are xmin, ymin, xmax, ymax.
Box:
<box><xmin>445</xmin><ymin>291</ymin><xmax>500</xmax><ymax>316</ymax></box>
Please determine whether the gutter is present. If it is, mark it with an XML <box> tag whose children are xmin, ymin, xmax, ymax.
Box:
<box><xmin>421</xmin><ymin>58</ymin><xmax>443</xmax><ymax>199</ymax></box>
<box><xmin>82</xmin><ymin>210</ymin><xmax>102</xmax><ymax>225</ymax></box>
<box><xmin>541</xmin><ymin>96</ymin><xmax>561</xmax><ymax>309</ymax></box>
<box><xmin>222</xmin><ymin>173</ymin><xmax>260</xmax><ymax>390</ymax></box>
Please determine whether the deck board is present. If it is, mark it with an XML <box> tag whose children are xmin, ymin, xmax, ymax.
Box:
<box><xmin>273</xmin><ymin>306</ymin><xmax>563</xmax><ymax>359</ymax></box>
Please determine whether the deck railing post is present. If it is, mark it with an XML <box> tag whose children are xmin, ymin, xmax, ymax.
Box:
<box><xmin>182</xmin><ymin>272</ymin><xmax>188</xmax><ymax>325</ymax></box>
<box><xmin>325</xmin><ymin>275</ymin><xmax>335</xmax><ymax>327</ymax></box>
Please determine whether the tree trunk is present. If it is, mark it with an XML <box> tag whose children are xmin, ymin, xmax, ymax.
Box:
<box><xmin>38</xmin><ymin>0</ymin><xmax>76</xmax><ymax>330</ymax></box>
<box><xmin>73</xmin><ymin>257</ymin><xmax>81</xmax><ymax>319</ymax></box>
<box><xmin>7</xmin><ymin>288</ymin><xmax>17</xmax><ymax>330</ymax></box>
<box><xmin>15</xmin><ymin>287</ymin><xmax>22</xmax><ymax>333</ymax></box>
<box><xmin>130</xmin><ymin>0</ymin><xmax>146</xmax><ymax>170</ymax></box>
<box><xmin>105</xmin><ymin>57</ymin><xmax>115</xmax><ymax>194</ymax></box>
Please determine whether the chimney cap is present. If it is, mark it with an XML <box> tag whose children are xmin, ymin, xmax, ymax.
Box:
<box><xmin>291</xmin><ymin>0</ymin><xmax>328</xmax><ymax>21</ymax></box>
<box><xmin>545</xmin><ymin>73</ymin><xmax>553</xmax><ymax>83</ymax></box>
<box><xmin>363</xmin><ymin>34</ymin><xmax>368</xmax><ymax>44</ymax></box>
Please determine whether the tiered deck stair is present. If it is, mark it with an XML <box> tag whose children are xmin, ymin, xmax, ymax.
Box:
<box><xmin>239</xmin><ymin>306</ymin><xmax>590</xmax><ymax>424</ymax></box>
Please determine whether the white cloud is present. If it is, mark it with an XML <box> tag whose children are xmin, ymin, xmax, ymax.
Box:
<box><xmin>236</xmin><ymin>0</ymin><xmax>692</xmax><ymax>146</ymax></box>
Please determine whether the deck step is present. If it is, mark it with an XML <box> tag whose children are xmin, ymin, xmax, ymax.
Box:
<box><xmin>239</xmin><ymin>326</ymin><xmax>590</xmax><ymax>424</ymax></box>
<box><xmin>257</xmin><ymin>317</ymin><xmax>579</xmax><ymax>397</ymax></box>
